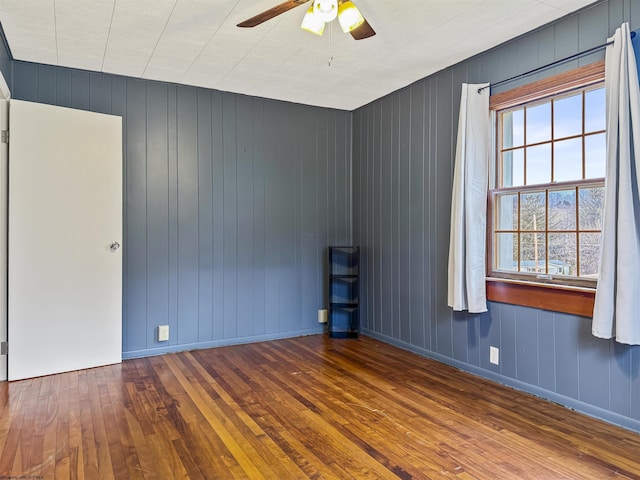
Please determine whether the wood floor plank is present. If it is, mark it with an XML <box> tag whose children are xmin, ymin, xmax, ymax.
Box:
<box><xmin>1</xmin><ymin>334</ymin><xmax>640</xmax><ymax>479</ymax></box>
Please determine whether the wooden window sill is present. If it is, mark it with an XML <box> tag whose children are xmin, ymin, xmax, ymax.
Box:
<box><xmin>486</xmin><ymin>278</ymin><xmax>595</xmax><ymax>317</ymax></box>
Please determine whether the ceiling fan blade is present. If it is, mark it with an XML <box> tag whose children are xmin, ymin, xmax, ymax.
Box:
<box><xmin>350</xmin><ymin>17</ymin><xmax>375</xmax><ymax>40</ymax></box>
<box><xmin>237</xmin><ymin>0</ymin><xmax>311</xmax><ymax>28</ymax></box>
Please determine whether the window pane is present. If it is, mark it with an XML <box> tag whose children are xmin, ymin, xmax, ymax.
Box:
<box><xmin>520</xmin><ymin>191</ymin><xmax>546</xmax><ymax>231</ymax></box>
<box><xmin>502</xmin><ymin>149</ymin><xmax>524</xmax><ymax>187</ymax></box>
<box><xmin>554</xmin><ymin>92</ymin><xmax>582</xmax><ymax>139</ymax></box>
<box><xmin>548</xmin><ymin>189</ymin><xmax>576</xmax><ymax>230</ymax></box>
<box><xmin>496</xmin><ymin>194</ymin><xmax>518</xmax><ymax>230</ymax></box>
<box><xmin>579</xmin><ymin>186</ymin><xmax>604</xmax><ymax>230</ymax></box>
<box><xmin>526</xmin><ymin>102</ymin><xmax>551</xmax><ymax>144</ymax></box>
<box><xmin>585</xmin><ymin>133</ymin><xmax>606</xmax><ymax>179</ymax></box>
<box><xmin>554</xmin><ymin>138</ymin><xmax>583</xmax><ymax>182</ymax></box>
<box><xmin>503</xmin><ymin>109</ymin><xmax>524</xmax><ymax>148</ymax></box>
<box><xmin>526</xmin><ymin>144</ymin><xmax>551</xmax><ymax>185</ymax></box>
<box><xmin>520</xmin><ymin>233</ymin><xmax>546</xmax><ymax>273</ymax></box>
<box><xmin>585</xmin><ymin>87</ymin><xmax>605</xmax><ymax>133</ymax></box>
<box><xmin>548</xmin><ymin>233</ymin><xmax>577</xmax><ymax>276</ymax></box>
<box><xmin>496</xmin><ymin>233</ymin><xmax>518</xmax><ymax>271</ymax></box>
<box><xmin>579</xmin><ymin>232</ymin><xmax>601</xmax><ymax>277</ymax></box>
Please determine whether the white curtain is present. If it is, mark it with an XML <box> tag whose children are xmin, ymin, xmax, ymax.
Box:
<box><xmin>447</xmin><ymin>83</ymin><xmax>491</xmax><ymax>314</ymax></box>
<box><xmin>592</xmin><ymin>23</ymin><xmax>640</xmax><ymax>344</ymax></box>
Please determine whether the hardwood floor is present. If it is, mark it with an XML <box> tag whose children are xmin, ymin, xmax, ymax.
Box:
<box><xmin>1</xmin><ymin>334</ymin><xmax>639</xmax><ymax>479</ymax></box>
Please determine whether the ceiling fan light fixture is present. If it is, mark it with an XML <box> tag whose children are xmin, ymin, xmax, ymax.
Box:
<box><xmin>338</xmin><ymin>1</ymin><xmax>364</xmax><ymax>33</ymax></box>
<box><xmin>313</xmin><ymin>0</ymin><xmax>338</xmax><ymax>23</ymax></box>
<box><xmin>301</xmin><ymin>6</ymin><xmax>325</xmax><ymax>36</ymax></box>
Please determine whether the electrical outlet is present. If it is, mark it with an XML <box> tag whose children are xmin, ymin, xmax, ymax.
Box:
<box><xmin>158</xmin><ymin>325</ymin><xmax>169</xmax><ymax>342</ymax></box>
<box><xmin>318</xmin><ymin>309</ymin><xmax>328</xmax><ymax>324</ymax></box>
<box><xmin>490</xmin><ymin>346</ymin><xmax>500</xmax><ymax>365</ymax></box>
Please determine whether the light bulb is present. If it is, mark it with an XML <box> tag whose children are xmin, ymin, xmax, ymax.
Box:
<box><xmin>301</xmin><ymin>6</ymin><xmax>325</xmax><ymax>36</ymax></box>
<box><xmin>338</xmin><ymin>1</ymin><xmax>364</xmax><ymax>33</ymax></box>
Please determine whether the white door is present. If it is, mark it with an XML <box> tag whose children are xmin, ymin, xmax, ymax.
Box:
<box><xmin>8</xmin><ymin>100</ymin><xmax>122</xmax><ymax>381</ymax></box>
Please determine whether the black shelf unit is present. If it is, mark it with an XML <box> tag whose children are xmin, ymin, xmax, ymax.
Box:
<box><xmin>328</xmin><ymin>246</ymin><xmax>359</xmax><ymax>338</ymax></box>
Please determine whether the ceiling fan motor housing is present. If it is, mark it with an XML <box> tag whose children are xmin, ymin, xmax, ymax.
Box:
<box><xmin>314</xmin><ymin>0</ymin><xmax>338</xmax><ymax>22</ymax></box>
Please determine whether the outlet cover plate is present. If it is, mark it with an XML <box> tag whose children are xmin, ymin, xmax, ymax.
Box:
<box><xmin>158</xmin><ymin>325</ymin><xmax>169</xmax><ymax>342</ymax></box>
<box><xmin>490</xmin><ymin>346</ymin><xmax>499</xmax><ymax>365</ymax></box>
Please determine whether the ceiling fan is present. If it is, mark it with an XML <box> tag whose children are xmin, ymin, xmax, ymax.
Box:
<box><xmin>237</xmin><ymin>0</ymin><xmax>375</xmax><ymax>40</ymax></box>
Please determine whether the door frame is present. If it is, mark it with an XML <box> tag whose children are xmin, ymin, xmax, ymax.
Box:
<box><xmin>0</xmin><ymin>70</ymin><xmax>10</xmax><ymax>381</ymax></box>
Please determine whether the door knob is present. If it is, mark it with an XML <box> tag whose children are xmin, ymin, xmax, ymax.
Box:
<box><xmin>110</xmin><ymin>241</ymin><xmax>120</xmax><ymax>252</ymax></box>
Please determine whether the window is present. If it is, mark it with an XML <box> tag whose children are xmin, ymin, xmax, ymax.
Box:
<box><xmin>488</xmin><ymin>62</ymin><xmax>605</xmax><ymax>299</ymax></box>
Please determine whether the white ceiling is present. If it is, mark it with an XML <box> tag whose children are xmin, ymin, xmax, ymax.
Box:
<box><xmin>0</xmin><ymin>0</ymin><xmax>597</xmax><ymax>110</ymax></box>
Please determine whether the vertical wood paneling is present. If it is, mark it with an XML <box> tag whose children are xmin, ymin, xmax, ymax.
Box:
<box><xmin>554</xmin><ymin>313</ymin><xmax>580</xmax><ymax>399</ymax></box>
<box><xmin>222</xmin><ymin>93</ymin><xmax>238</xmax><ymax>339</ymax></box>
<box><xmin>434</xmin><ymin>71</ymin><xmax>453</xmax><ymax>357</ymax></box>
<box><xmin>0</xmin><ymin>35</ymin><xmax>10</xmax><ymax>82</ymax></box>
<box><xmin>578</xmin><ymin>2</ymin><xmax>610</xmax><ymax>67</ymax></box>
<box><xmin>2</xmin><ymin>66</ymin><xmax>350</xmax><ymax>354</ymax></box>
<box><xmin>211</xmin><ymin>91</ymin><xmax>225</xmax><ymax>341</ymax></box>
<box><xmin>351</xmin><ymin>0</ymin><xmax>640</xmax><ymax>432</ymax></box>
<box><xmin>409</xmin><ymin>83</ymin><xmax>425</xmax><ymax>349</ymax></box>
<box><xmin>252</xmin><ymin>99</ymin><xmax>266</xmax><ymax>336</ymax></box>
<box><xmin>390</xmin><ymin>94</ymin><xmax>400</xmax><ymax>339</ymax></box>
<box><xmin>263</xmin><ymin>101</ymin><xmax>280</xmax><ymax>334</ymax></box>
<box><xmin>277</xmin><ymin>103</ymin><xmax>297</xmax><ymax>333</ymax></box>
<box><xmin>167</xmin><ymin>85</ymin><xmax>179</xmax><ymax>346</ymax></box>
<box><xmin>197</xmin><ymin>89</ymin><xmax>214</xmax><ymax>342</ymax></box>
<box><xmin>398</xmin><ymin>90</ymin><xmax>411</xmax><ymax>344</ymax></box>
<box><xmin>373</xmin><ymin>104</ymin><xmax>382</xmax><ymax>333</ymax></box>
<box><xmin>89</xmin><ymin>72</ymin><xmax>111</xmax><ymax>114</ymax></box>
<box><xmin>479</xmin><ymin>304</ymin><xmax>500</xmax><ymax>373</ymax></box>
<box><xmin>176</xmin><ymin>86</ymin><xmax>200</xmax><ymax>344</ymax></box>
<box><xmin>36</xmin><ymin>65</ymin><xmax>56</xmax><ymax>105</ymax></box>
<box><xmin>55</xmin><ymin>69</ymin><xmax>72</xmax><ymax>108</ymax></box>
<box><xmin>609</xmin><ymin>0</ymin><xmax>625</xmax><ymax>31</ymax></box>
<box><xmin>316</xmin><ymin>108</ymin><xmax>329</xmax><ymax>318</ymax></box>
<box><xmin>334</xmin><ymin>111</ymin><xmax>350</xmax><ymax>245</ymax></box>
<box><xmin>631</xmin><ymin>348</ymin><xmax>640</xmax><ymax>420</ymax></box>
<box><xmin>610</xmin><ymin>343</ymin><xmax>631</xmax><ymax>417</ymax></box>
<box><xmin>467</xmin><ymin>314</ymin><xmax>480</xmax><ymax>367</ymax></box>
<box><xmin>236</xmin><ymin>95</ymin><xmax>254</xmax><ymax>338</ymax></box>
<box><xmin>578</xmin><ymin>322</ymin><xmax>610</xmax><ymax>409</ymax></box>
<box><xmin>146</xmin><ymin>82</ymin><xmax>170</xmax><ymax>348</ymax></box>
<box><xmin>125</xmin><ymin>79</ymin><xmax>147</xmax><ymax>353</ymax></box>
<box><xmin>555</xmin><ymin>15</ymin><xmax>579</xmax><ymax>63</ymax></box>
<box><xmin>381</xmin><ymin>96</ymin><xmax>393</xmax><ymax>338</ymax></box>
<box><xmin>515</xmin><ymin>307</ymin><xmax>539</xmax><ymax>385</ymax></box>
<box><xmin>353</xmin><ymin>111</ymin><xmax>366</xmax><ymax>328</ymax></box>
<box><xmin>452</xmin><ymin>311</ymin><xmax>469</xmax><ymax>362</ymax></box>
<box><xmin>537</xmin><ymin>310</ymin><xmax>556</xmax><ymax>391</ymax></box>
<box><xmin>426</xmin><ymin>81</ymin><xmax>436</xmax><ymax>351</ymax></box>
<box><xmin>301</xmin><ymin>106</ymin><xmax>318</xmax><ymax>331</ymax></box>
<box><xmin>13</xmin><ymin>62</ymin><xmax>37</xmax><ymax>101</ymax></box>
<box><xmin>71</xmin><ymin>70</ymin><xmax>90</xmax><ymax>110</ymax></box>
<box><xmin>499</xmin><ymin>303</ymin><xmax>517</xmax><ymax>378</ymax></box>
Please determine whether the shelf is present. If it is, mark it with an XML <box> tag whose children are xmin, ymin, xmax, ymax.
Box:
<box><xmin>328</xmin><ymin>246</ymin><xmax>359</xmax><ymax>338</ymax></box>
<box><xmin>329</xmin><ymin>331</ymin><xmax>359</xmax><ymax>339</ymax></box>
<box><xmin>328</xmin><ymin>246</ymin><xmax>359</xmax><ymax>277</ymax></box>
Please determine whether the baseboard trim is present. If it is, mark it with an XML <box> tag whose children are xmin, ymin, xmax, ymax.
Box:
<box><xmin>362</xmin><ymin>328</ymin><xmax>640</xmax><ymax>434</ymax></box>
<box><xmin>122</xmin><ymin>327</ymin><xmax>324</xmax><ymax>360</ymax></box>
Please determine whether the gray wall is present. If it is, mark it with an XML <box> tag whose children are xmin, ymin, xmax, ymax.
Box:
<box><xmin>0</xmin><ymin>27</ymin><xmax>10</xmax><ymax>83</ymax></box>
<box><xmin>11</xmin><ymin>61</ymin><xmax>352</xmax><ymax>358</ymax></box>
<box><xmin>353</xmin><ymin>0</ymin><xmax>640</xmax><ymax>432</ymax></box>
<box><xmin>5</xmin><ymin>0</ymin><xmax>640</xmax><ymax>432</ymax></box>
